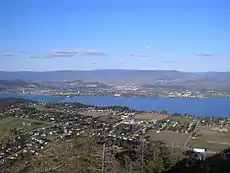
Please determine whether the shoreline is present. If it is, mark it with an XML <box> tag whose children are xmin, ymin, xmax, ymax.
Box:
<box><xmin>0</xmin><ymin>94</ymin><xmax>230</xmax><ymax>117</ymax></box>
<box><xmin>1</xmin><ymin>93</ymin><xmax>230</xmax><ymax>99</ymax></box>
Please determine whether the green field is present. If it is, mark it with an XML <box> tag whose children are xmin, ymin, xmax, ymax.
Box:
<box><xmin>0</xmin><ymin>117</ymin><xmax>50</xmax><ymax>139</ymax></box>
<box><xmin>147</xmin><ymin>130</ymin><xmax>189</xmax><ymax>146</ymax></box>
<box><xmin>167</xmin><ymin>115</ymin><xmax>194</xmax><ymax>124</ymax></box>
<box><xmin>188</xmin><ymin>127</ymin><xmax>230</xmax><ymax>151</ymax></box>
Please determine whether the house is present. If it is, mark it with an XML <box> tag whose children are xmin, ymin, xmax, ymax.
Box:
<box><xmin>193</xmin><ymin>148</ymin><xmax>206</xmax><ymax>153</ymax></box>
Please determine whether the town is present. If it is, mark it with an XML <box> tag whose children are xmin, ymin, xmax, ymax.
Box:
<box><xmin>1</xmin><ymin>98</ymin><xmax>230</xmax><ymax>166</ymax></box>
<box><xmin>1</xmin><ymin>85</ymin><xmax>230</xmax><ymax>98</ymax></box>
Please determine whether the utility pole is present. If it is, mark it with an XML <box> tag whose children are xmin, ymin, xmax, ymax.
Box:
<box><xmin>101</xmin><ymin>143</ymin><xmax>106</xmax><ymax>173</ymax></box>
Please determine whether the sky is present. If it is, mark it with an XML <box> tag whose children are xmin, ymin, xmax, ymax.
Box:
<box><xmin>0</xmin><ymin>0</ymin><xmax>230</xmax><ymax>72</ymax></box>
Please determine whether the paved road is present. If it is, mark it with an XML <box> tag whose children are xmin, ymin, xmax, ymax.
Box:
<box><xmin>183</xmin><ymin>120</ymin><xmax>200</xmax><ymax>148</ymax></box>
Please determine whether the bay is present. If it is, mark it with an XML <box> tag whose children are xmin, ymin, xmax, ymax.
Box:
<box><xmin>0</xmin><ymin>94</ymin><xmax>230</xmax><ymax>117</ymax></box>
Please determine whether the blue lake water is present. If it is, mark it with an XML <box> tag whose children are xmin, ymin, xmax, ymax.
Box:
<box><xmin>0</xmin><ymin>94</ymin><xmax>230</xmax><ymax>117</ymax></box>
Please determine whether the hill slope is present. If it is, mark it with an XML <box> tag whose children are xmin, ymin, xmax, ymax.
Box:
<box><xmin>0</xmin><ymin>80</ymin><xmax>39</xmax><ymax>89</ymax></box>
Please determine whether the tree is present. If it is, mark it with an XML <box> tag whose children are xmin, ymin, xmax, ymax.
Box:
<box><xmin>0</xmin><ymin>163</ymin><xmax>11</xmax><ymax>173</ymax></box>
<box><xmin>11</xmin><ymin>135</ymin><xmax>101</xmax><ymax>173</ymax></box>
<box><xmin>143</xmin><ymin>141</ymin><xmax>171</xmax><ymax>173</ymax></box>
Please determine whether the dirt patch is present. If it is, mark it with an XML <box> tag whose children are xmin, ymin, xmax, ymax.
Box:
<box><xmin>135</xmin><ymin>113</ymin><xmax>169</xmax><ymax>120</ymax></box>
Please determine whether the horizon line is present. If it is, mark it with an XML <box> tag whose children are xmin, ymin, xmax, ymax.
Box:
<box><xmin>0</xmin><ymin>69</ymin><xmax>230</xmax><ymax>73</ymax></box>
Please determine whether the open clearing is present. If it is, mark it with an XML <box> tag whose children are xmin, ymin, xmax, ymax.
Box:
<box><xmin>147</xmin><ymin>130</ymin><xmax>189</xmax><ymax>146</ymax></box>
<box><xmin>0</xmin><ymin>117</ymin><xmax>50</xmax><ymax>139</ymax></box>
<box><xmin>134</xmin><ymin>113</ymin><xmax>169</xmax><ymax>120</ymax></box>
<box><xmin>188</xmin><ymin>127</ymin><xmax>230</xmax><ymax>151</ymax></box>
<box><xmin>166</xmin><ymin>115</ymin><xmax>194</xmax><ymax>124</ymax></box>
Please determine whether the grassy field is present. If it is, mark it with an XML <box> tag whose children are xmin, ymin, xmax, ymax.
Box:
<box><xmin>188</xmin><ymin>127</ymin><xmax>230</xmax><ymax>151</ymax></box>
<box><xmin>0</xmin><ymin>117</ymin><xmax>50</xmax><ymax>139</ymax></box>
<box><xmin>147</xmin><ymin>130</ymin><xmax>189</xmax><ymax>146</ymax></box>
<box><xmin>167</xmin><ymin>115</ymin><xmax>194</xmax><ymax>124</ymax></box>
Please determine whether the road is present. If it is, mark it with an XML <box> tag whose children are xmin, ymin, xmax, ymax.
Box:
<box><xmin>183</xmin><ymin>120</ymin><xmax>200</xmax><ymax>148</ymax></box>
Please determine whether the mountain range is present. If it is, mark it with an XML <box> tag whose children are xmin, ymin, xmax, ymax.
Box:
<box><xmin>0</xmin><ymin>79</ymin><xmax>111</xmax><ymax>90</ymax></box>
<box><xmin>0</xmin><ymin>70</ymin><xmax>230</xmax><ymax>90</ymax></box>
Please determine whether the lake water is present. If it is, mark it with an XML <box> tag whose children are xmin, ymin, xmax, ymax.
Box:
<box><xmin>0</xmin><ymin>94</ymin><xmax>230</xmax><ymax>117</ymax></box>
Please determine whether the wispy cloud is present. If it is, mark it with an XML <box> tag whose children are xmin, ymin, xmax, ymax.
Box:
<box><xmin>127</xmin><ymin>53</ymin><xmax>148</xmax><ymax>57</ymax></box>
<box><xmin>49</xmin><ymin>53</ymin><xmax>76</xmax><ymax>57</ymax></box>
<box><xmin>28</xmin><ymin>55</ymin><xmax>53</xmax><ymax>60</ymax></box>
<box><xmin>29</xmin><ymin>53</ymin><xmax>76</xmax><ymax>59</ymax></box>
<box><xmin>53</xmin><ymin>49</ymin><xmax>107</xmax><ymax>56</ymax></box>
<box><xmin>29</xmin><ymin>49</ymin><xmax>107</xmax><ymax>60</ymax></box>
<box><xmin>0</xmin><ymin>52</ymin><xmax>13</xmax><ymax>57</ymax></box>
<box><xmin>145</xmin><ymin>46</ymin><xmax>152</xmax><ymax>50</ymax></box>
<box><xmin>163</xmin><ymin>60</ymin><xmax>177</xmax><ymax>64</ymax></box>
<box><xmin>195</xmin><ymin>52</ymin><xmax>216</xmax><ymax>57</ymax></box>
<box><xmin>28</xmin><ymin>55</ymin><xmax>41</xmax><ymax>59</ymax></box>
<box><xmin>53</xmin><ymin>49</ymin><xmax>83</xmax><ymax>54</ymax></box>
<box><xmin>19</xmin><ymin>52</ymin><xmax>29</xmax><ymax>55</ymax></box>
<box><xmin>85</xmin><ymin>50</ymin><xmax>107</xmax><ymax>56</ymax></box>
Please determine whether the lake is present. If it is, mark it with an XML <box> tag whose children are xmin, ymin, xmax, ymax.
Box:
<box><xmin>0</xmin><ymin>94</ymin><xmax>230</xmax><ymax>117</ymax></box>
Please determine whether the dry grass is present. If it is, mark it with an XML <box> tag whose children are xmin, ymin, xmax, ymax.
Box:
<box><xmin>147</xmin><ymin>131</ymin><xmax>189</xmax><ymax>146</ymax></box>
<box><xmin>134</xmin><ymin>113</ymin><xmax>169</xmax><ymax>120</ymax></box>
<box><xmin>188</xmin><ymin>127</ymin><xmax>230</xmax><ymax>151</ymax></box>
<box><xmin>0</xmin><ymin>117</ymin><xmax>49</xmax><ymax>139</ymax></box>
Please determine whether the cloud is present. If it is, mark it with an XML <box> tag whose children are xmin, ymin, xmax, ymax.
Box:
<box><xmin>28</xmin><ymin>49</ymin><xmax>107</xmax><ymax>60</ymax></box>
<box><xmin>53</xmin><ymin>49</ymin><xmax>83</xmax><ymax>54</ymax></box>
<box><xmin>145</xmin><ymin>46</ymin><xmax>152</xmax><ymax>50</ymax></box>
<box><xmin>127</xmin><ymin>53</ymin><xmax>148</xmax><ymax>57</ymax></box>
<box><xmin>19</xmin><ymin>52</ymin><xmax>29</xmax><ymax>55</ymax></box>
<box><xmin>195</xmin><ymin>52</ymin><xmax>216</xmax><ymax>57</ymax></box>
<box><xmin>0</xmin><ymin>52</ymin><xmax>13</xmax><ymax>57</ymax></box>
<box><xmin>28</xmin><ymin>55</ymin><xmax>41</xmax><ymax>59</ymax></box>
<box><xmin>53</xmin><ymin>49</ymin><xmax>107</xmax><ymax>56</ymax></box>
<box><xmin>126</xmin><ymin>51</ymin><xmax>162</xmax><ymax>58</ymax></box>
<box><xmin>163</xmin><ymin>60</ymin><xmax>177</xmax><ymax>64</ymax></box>
<box><xmin>85</xmin><ymin>50</ymin><xmax>107</xmax><ymax>56</ymax></box>
<box><xmin>49</xmin><ymin>53</ymin><xmax>76</xmax><ymax>57</ymax></box>
<box><xmin>28</xmin><ymin>53</ymin><xmax>76</xmax><ymax>60</ymax></box>
<box><xmin>28</xmin><ymin>55</ymin><xmax>57</xmax><ymax>60</ymax></box>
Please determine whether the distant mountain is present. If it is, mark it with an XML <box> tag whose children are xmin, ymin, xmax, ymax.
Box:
<box><xmin>0</xmin><ymin>79</ymin><xmax>111</xmax><ymax>91</ymax></box>
<box><xmin>0</xmin><ymin>70</ymin><xmax>230</xmax><ymax>87</ymax></box>
<box><xmin>0</xmin><ymin>79</ymin><xmax>39</xmax><ymax>89</ymax></box>
<box><xmin>39</xmin><ymin>80</ymin><xmax>111</xmax><ymax>89</ymax></box>
<box><xmin>191</xmin><ymin>72</ymin><xmax>230</xmax><ymax>82</ymax></box>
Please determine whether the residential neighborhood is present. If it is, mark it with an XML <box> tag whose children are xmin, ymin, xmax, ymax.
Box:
<box><xmin>1</xmin><ymin>99</ymin><xmax>230</xmax><ymax>165</ymax></box>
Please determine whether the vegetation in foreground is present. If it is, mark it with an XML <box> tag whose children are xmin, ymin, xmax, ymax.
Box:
<box><xmin>1</xmin><ymin>134</ymin><xmax>230</xmax><ymax>173</ymax></box>
<box><xmin>1</xmin><ymin>98</ymin><xmax>230</xmax><ymax>173</ymax></box>
<box><xmin>1</xmin><ymin>134</ymin><xmax>183</xmax><ymax>173</ymax></box>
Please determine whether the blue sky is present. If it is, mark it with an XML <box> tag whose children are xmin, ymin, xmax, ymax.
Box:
<box><xmin>0</xmin><ymin>0</ymin><xmax>229</xmax><ymax>72</ymax></box>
